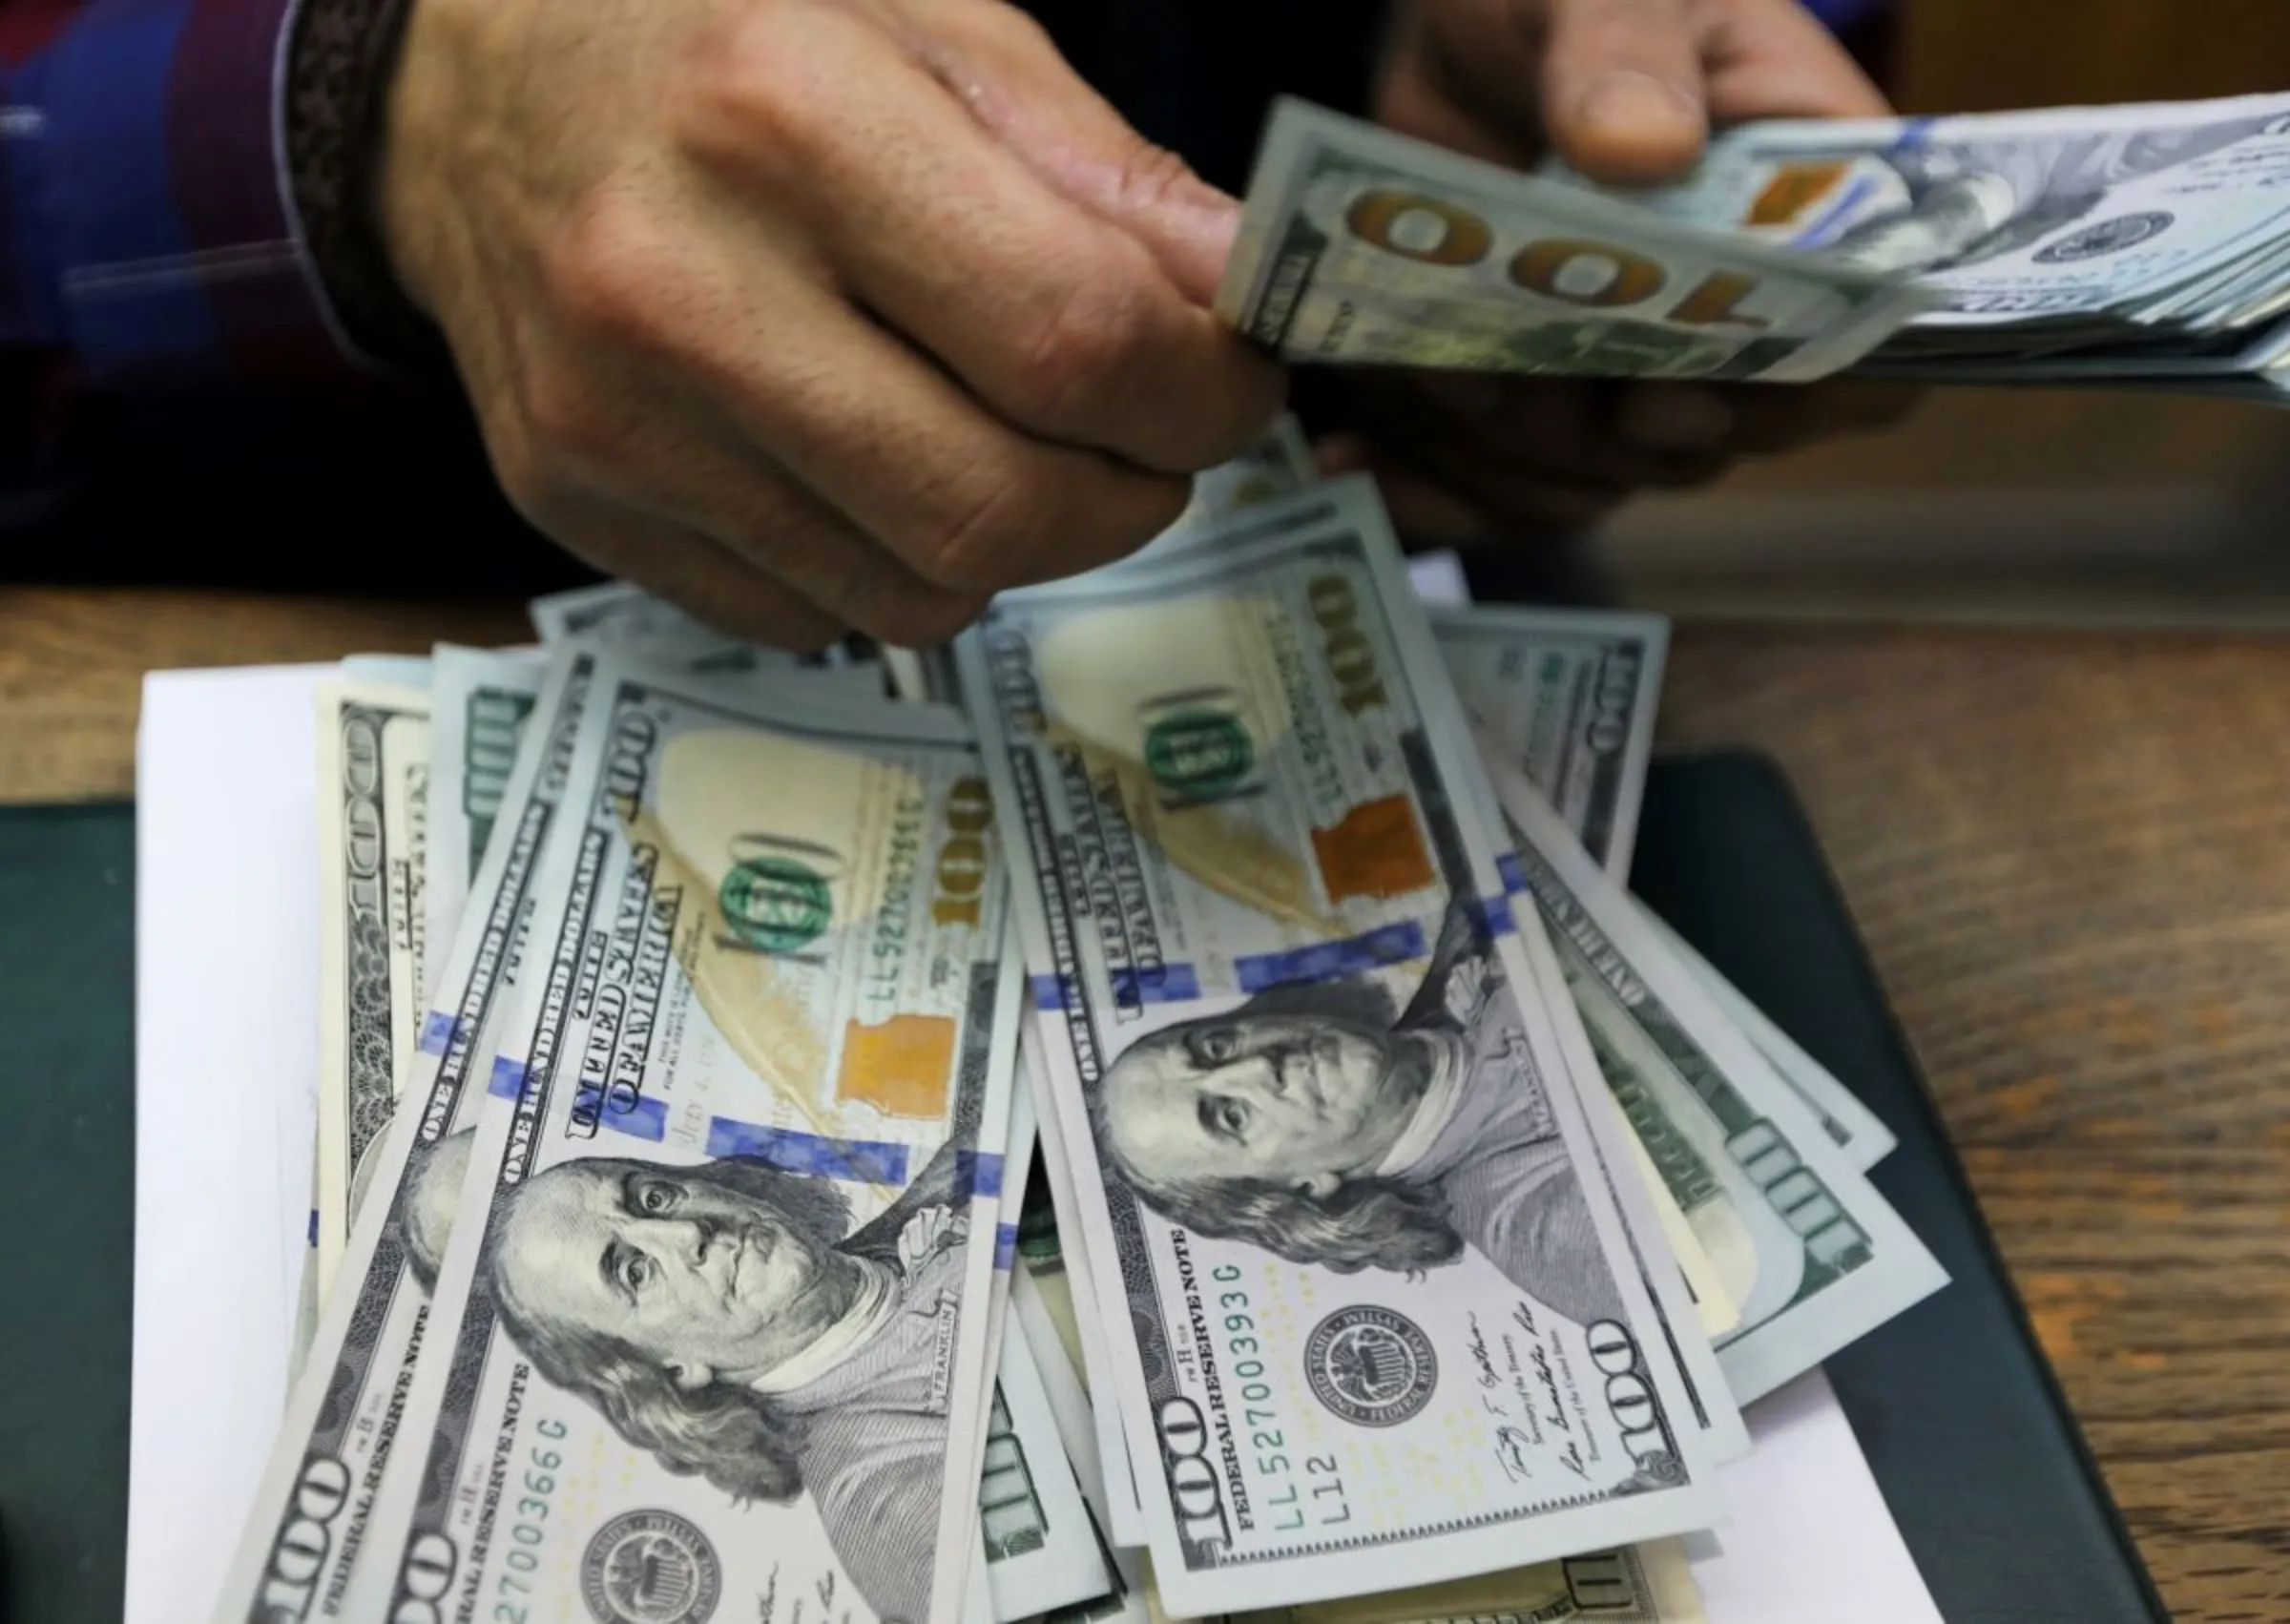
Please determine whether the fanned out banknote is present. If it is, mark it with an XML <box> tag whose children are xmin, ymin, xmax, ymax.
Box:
<box><xmin>217</xmin><ymin>649</ymin><xmax>600</xmax><ymax>1624</ymax></box>
<box><xmin>1560</xmin><ymin>93</ymin><xmax>2290</xmax><ymax>396</ymax></box>
<box><xmin>1430</xmin><ymin>614</ymin><xmax>1897</xmax><ymax>1170</ymax></box>
<box><xmin>313</xmin><ymin>680</ymin><xmax>432</xmax><ymax>1300</ymax></box>
<box><xmin>417</xmin><ymin>646</ymin><xmax>1110</xmax><ymax>1624</ymax></box>
<box><xmin>957</xmin><ymin>474</ymin><xmax>1726</xmax><ymax>1614</ymax></box>
<box><xmin>978</xmin><ymin>1083</ymin><xmax>1123</xmax><ymax>1624</ymax></box>
<box><xmin>239</xmin><ymin>424</ymin><xmax>1969</xmax><ymax>1624</ymax></box>
<box><xmin>531</xmin><ymin>579</ymin><xmax>889</xmax><ymax>697</ymax></box>
<box><xmin>1228</xmin><ymin>94</ymin><xmax>2290</xmax><ymax>399</ymax></box>
<box><xmin>342</xmin><ymin>657</ymin><xmax>1022</xmax><ymax>1624</ymax></box>
<box><xmin>984</xmin><ymin>1292</ymin><xmax>1118</xmax><ymax>1620</ymax></box>
<box><xmin>1220</xmin><ymin>99</ymin><xmax>1933</xmax><ymax>382</ymax></box>
<box><xmin>1471</xmin><ymin>741</ymin><xmax>1946</xmax><ymax>1402</ymax></box>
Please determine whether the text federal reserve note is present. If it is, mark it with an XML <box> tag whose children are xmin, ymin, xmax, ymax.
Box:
<box><xmin>958</xmin><ymin>477</ymin><xmax>1720</xmax><ymax>1614</ymax></box>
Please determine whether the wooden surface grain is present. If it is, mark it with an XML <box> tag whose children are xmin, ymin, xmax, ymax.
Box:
<box><xmin>1663</xmin><ymin>624</ymin><xmax>2290</xmax><ymax>1624</ymax></box>
<box><xmin>4</xmin><ymin>588</ymin><xmax>2284</xmax><ymax>1620</ymax></box>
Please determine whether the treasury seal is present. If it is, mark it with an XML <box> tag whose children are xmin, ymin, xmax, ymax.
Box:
<box><xmin>1304</xmin><ymin>1306</ymin><xmax>1437</xmax><ymax>1426</ymax></box>
<box><xmin>581</xmin><ymin>1509</ymin><xmax>723</xmax><ymax>1624</ymax></box>
<box><xmin>2035</xmin><ymin>211</ymin><xmax>2174</xmax><ymax>262</ymax></box>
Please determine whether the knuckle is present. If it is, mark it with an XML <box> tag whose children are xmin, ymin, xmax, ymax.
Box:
<box><xmin>1109</xmin><ymin>138</ymin><xmax>1201</xmax><ymax>225</ymax></box>
<box><xmin>539</xmin><ymin>193</ymin><xmax>674</xmax><ymax>352</ymax></box>
<box><xmin>682</xmin><ymin>10</ymin><xmax>833</xmax><ymax>180</ymax></box>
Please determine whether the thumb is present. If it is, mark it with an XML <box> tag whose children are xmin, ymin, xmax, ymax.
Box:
<box><xmin>1540</xmin><ymin>0</ymin><xmax>1709</xmax><ymax>185</ymax></box>
<box><xmin>912</xmin><ymin>14</ymin><xmax>1241</xmax><ymax>305</ymax></box>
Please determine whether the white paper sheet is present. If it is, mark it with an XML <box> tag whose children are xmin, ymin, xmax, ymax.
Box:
<box><xmin>128</xmin><ymin>602</ymin><xmax>1942</xmax><ymax>1624</ymax></box>
<box><xmin>1697</xmin><ymin>1369</ymin><xmax>1942</xmax><ymax>1623</ymax></box>
<box><xmin>129</xmin><ymin>664</ymin><xmax>328</xmax><ymax>1624</ymax></box>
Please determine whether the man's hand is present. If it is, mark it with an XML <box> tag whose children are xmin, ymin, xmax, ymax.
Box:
<box><xmin>378</xmin><ymin>0</ymin><xmax>1284</xmax><ymax>648</ymax></box>
<box><xmin>1336</xmin><ymin>0</ymin><xmax>1916</xmax><ymax>542</ymax></box>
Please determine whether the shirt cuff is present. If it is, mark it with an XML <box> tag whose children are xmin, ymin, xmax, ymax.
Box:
<box><xmin>29</xmin><ymin>0</ymin><xmax>361</xmax><ymax>385</ymax></box>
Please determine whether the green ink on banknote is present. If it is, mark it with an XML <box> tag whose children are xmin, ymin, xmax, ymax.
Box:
<box><xmin>718</xmin><ymin>856</ymin><xmax>832</xmax><ymax>952</ymax></box>
<box><xmin>1142</xmin><ymin>710</ymin><xmax>1255</xmax><ymax>800</ymax></box>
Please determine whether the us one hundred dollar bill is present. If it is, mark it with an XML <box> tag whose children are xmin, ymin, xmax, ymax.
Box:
<box><xmin>977</xmin><ymin>1082</ymin><xmax>1122</xmax><ymax>1624</ymax></box>
<box><xmin>1055</xmin><ymin>506</ymin><xmax>1750</xmax><ymax>1366</ymax></box>
<box><xmin>1561</xmin><ymin>92</ymin><xmax>2290</xmax><ymax>394</ymax></box>
<box><xmin>1219</xmin><ymin>99</ymin><xmax>1931</xmax><ymax>382</ymax></box>
<box><xmin>314</xmin><ymin>679</ymin><xmax>432</xmax><ymax>1301</ymax></box>
<box><xmin>217</xmin><ymin>650</ymin><xmax>600</xmax><ymax>1624</ymax></box>
<box><xmin>957</xmin><ymin>475</ymin><xmax>1723</xmax><ymax>1614</ymax></box>
<box><xmin>1428</xmin><ymin>609</ymin><xmax>1667</xmax><ymax>882</ymax></box>
<box><xmin>1176</xmin><ymin>413</ymin><xmax>1319</xmax><ymax>530</ymax></box>
<box><xmin>426</xmin><ymin>645</ymin><xmax>1100</xmax><ymax>1624</ymax></box>
<box><xmin>984</xmin><ymin>1300</ymin><xmax>1118</xmax><ymax>1620</ymax></box>
<box><xmin>1000</xmin><ymin>490</ymin><xmax>1748</xmax><ymax>1464</ymax></box>
<box><xmin>1012</xmin><ymin>1264</ymin><xmax>1151</xmax><ymax>1624</ymax></box>
<box><xmin>1429</xmin><ymin>611</ymin><xmax>1896</xmax><ymax>1170</ymax></box>
<box><xmin>1471</xmin><ymin>739</ymin><xmax>1946</xmax><ymax>1403</ymax></box>
<box><xmin>1635</xmin><ymin>908</ymin><xmax>1896</xmax><ymax>1171</ymax></box>
<box><xmin>1615</xmin><ymin>94</ymin><xmax>2290</xmax><ymax>338</ymax></box>
<box><xmin>530</xmin><ymin>580</ymin><xmax>887</xmax><ymax>698</ymax></box>
<box><xmin>353</xmin><ymin>659</ymin><xmax>1022</xmax><ymax>1624</ymax></box>
<box><xmin>1017</xmin><ymin>1178</ymin><xmax>1705</xmax><ymax>1624</ymax></box>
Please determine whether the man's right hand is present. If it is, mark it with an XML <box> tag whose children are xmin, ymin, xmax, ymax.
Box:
<box><xmin>377</xmin><ymin>0</ymin><xmax>1284</xmax><ymax>648</ymax></box>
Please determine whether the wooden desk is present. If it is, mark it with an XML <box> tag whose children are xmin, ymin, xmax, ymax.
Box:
<box><xmin>5</xmin><ymin>589</ymin><xmax>2283</xmax><ymax>1622</ymax></box>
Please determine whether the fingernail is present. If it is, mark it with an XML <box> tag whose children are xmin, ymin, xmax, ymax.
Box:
<box><xmin>1418</xmin><ymin>371</ymin><xmax>1505</xmax><ymax>421</ymax></box>
<box><xmin>1618</xmin><ymin>385</ymin><xmax>1735</xmax><ymax>452</ymax></box>
<box><xmin>1572</xmin><ymin>71</ymin><xmax>1703</xmax><ymax>151</ymax></box>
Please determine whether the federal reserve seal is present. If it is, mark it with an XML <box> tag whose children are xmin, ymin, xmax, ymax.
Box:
<box><xmin>581</xmin><ymin>1509</ymin><xmax>723</xmax><ymax>1624</ymax></box>
<box><xmin>2035</xmin><ymin>211</ymin><xmax>2173</xmax><ymax>262</ymax></box>
<box><xmin>1304</xmin><ymin>1307</ymin><xmax>1437</xmax><ymax>1426</ymax></box>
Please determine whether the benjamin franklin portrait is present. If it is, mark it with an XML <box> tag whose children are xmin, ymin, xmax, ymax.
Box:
<box><xmin>1091</xmin><ymin>899</ymin><xmax>1624</xmax><ymax>1328</ymax></box>
<box><xmin>480</xmin><ymin>1137</ymin><xmax>977</xmax><ymax>1624</ymax></box>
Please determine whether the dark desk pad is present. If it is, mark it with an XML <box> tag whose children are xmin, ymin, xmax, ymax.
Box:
<box><xmin>1631</xmin><ymin>750</ymin><xmax>2168</xmax><ymax>1624</ymax></box>
<box><xmin>0</xmin><ymin>761</ymin><xmax>2166</xmax><ymax>1622</ymax></box>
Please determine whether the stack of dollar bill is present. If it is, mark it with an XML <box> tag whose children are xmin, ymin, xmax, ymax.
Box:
<box><xmin>219</xmin><ymin>413</ymin><xmax>1946</xmax><ymax>1624</ymax></box>
<box><xmin>1221</xmin><ymin>94</ymin><xmax>2290</xmax><ymax>399</ymax></box>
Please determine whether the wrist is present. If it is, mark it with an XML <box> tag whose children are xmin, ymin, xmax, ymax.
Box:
<box><xmin>284</xmin><ymin>0</ymin><xmax>453</xmax><ymax>372</ymax></box>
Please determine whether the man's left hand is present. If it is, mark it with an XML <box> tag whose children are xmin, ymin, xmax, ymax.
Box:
<box><xmin>1335</xmin><ymin>0</ymin><xmax>1920</xmax><ymax>542</ymax></box>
